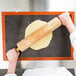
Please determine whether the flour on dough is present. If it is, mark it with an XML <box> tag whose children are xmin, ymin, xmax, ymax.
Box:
<box><xmin>25</xmin><ymin>20</ymin><xmax>53</xmax><ymax>50</ymax></box>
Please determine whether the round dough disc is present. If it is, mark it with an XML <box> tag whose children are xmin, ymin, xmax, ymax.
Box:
<box><xmin>25</xmin><ymin>20</ymin><xmax>53</xmax><ymax>50</ymax></box>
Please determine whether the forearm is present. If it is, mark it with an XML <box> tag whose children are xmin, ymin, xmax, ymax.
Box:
<box><xmin>7</xmin><ymin>61</ymin><xmax>17</xmax><ymax>74</ymax></box>
<box><xmin>66</xmin><ymin>23</ymin><xmax>76</xmax><ymax>34</ymax></box>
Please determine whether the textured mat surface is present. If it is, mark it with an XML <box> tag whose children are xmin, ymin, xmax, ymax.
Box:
<box><xmin>5</xmin><ymin>15</ymin><xmax>71</xmax><ymax>58</ymax></box>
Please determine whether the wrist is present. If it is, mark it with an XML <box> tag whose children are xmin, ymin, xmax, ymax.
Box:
<box><xmin>65</xmin><ymin>22</ymin><xmax>73</xmax><ymax>27</ymax></box>
<box><xmin>7</xmin><ymin>61</ymin><xmax>17</xmax><ymax>74</ymax></box>
<box><xmin>9</xmin><ymin>60</ymin><xmax>17</xmax><ymax>64</ymax></box>
<box><xmin>66</xmin><ymin>24</ymin><xmax>76</xmax><ymax>33</ymax></box>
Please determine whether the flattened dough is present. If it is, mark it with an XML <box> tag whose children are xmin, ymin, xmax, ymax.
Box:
<box><xmin>25</xmin><ymin>20</ymin><xmax>53</xmax><ymax>50</ymax></box>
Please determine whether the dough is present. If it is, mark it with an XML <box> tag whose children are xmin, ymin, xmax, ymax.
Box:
<box><xmin>25</xmin><ymin>20</ymin><xmax>53</xmax><ymax>50</ymax></box>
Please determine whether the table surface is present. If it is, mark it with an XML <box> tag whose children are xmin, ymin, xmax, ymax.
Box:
<box><xmin>0</xmin><ymin>69</ymin><xmax>75</xmax><ymax>76</ymax></box>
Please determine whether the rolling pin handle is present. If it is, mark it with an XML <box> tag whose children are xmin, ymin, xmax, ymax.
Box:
<box><xmin>16</xmin><ymin>48</ymin><xmax>20</xmax><ymax>51</ymax></box>
<box><xmin>57</xmin><ymin>16</ymin><xmax>62</xmax><ymax>25</ymax></box>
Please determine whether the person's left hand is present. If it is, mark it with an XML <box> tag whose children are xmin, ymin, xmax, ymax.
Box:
<box><xmin>7</xmin><ymin>48</ymin><xmax>20</xmax><ymax>63</ymax></box>
<box><xmin>58</xmin><ymin>13</ymin><xmax>73</xmax><ymax>27</ymax></box>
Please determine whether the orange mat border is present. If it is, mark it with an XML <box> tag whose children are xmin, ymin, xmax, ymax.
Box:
<box><xmin>2</xmin><ymin>12</ymin><xmax>74</xmax><ymax>61</ymax></box>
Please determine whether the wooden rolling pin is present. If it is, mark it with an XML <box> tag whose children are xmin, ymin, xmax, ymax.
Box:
<box><xmin>17</xmin><ymin>17</ymin><xmax>61</xmax><ymax>52</ymax></box>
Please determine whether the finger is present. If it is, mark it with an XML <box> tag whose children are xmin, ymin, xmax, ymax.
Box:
<box><xmin>6</xmin><ymin>52</ymin><xmax>8</xmax><ymax>57</ymax></box>
<box><xmin>58</xmin><ymin>15</ymin><xmax>63</xmax><ymax>21</ymax></box>
<box><xmin>63</xmin><ymin>13</ymin><xmax>70</xmax><ymax>16</ymax></box>
<box><xmin>6</xmin><ymin>50</ymin><xmax>10</xmax><ymax>56</ymax></box>
<box><xmin>65</xmin><ymin>11</ymin><xmax>70</xmax><ymax>15</ymax></box>
<box><xmin>17</xmin><ymin>52</ymin><xmax>20</xmax><ymax>56</ymax></box>
<box><xmin>12</xmin><ymin>48</ymin><xmax>16</xmax><ymax>51</ymax></box>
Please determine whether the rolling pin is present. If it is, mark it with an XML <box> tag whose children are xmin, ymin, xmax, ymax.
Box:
<box><xmin>17</xmin><ymin>17</ymin><xmax>62</xmax><ymax>52</ymax></box>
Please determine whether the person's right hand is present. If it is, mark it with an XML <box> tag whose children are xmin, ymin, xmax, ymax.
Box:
<box><xmin>7</xmin><ymin>48</ymin><xmax>19</xmax><ymax>63</ymax></box>
<box><xmin>59</xmin><ymin>13</ymin><xmax>73</xmax><ymax>27</ymax></box>
<box><xmin>59</xmin><ymin>13</ymin><xmax>76</xmax><ymax>33</ymax></box>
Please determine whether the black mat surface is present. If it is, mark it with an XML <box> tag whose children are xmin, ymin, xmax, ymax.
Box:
<box><xmin>5</xmin><ymin>15</ymin><xmax>71</xmax><ymax>57</ymax></box>
<box><xmin>0</xmin><ymin>69</ymin><xmax>75</xmax><ymax>76</ymax></box>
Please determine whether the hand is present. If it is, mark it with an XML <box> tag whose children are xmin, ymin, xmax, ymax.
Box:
<box><xmin>59</xmin><ymin>13</ymin><xmax>76</xmax><ymax>33</ymax></box>
<box><xmin>59</xmin><ymin>13</ymin><xmax>73</xmax><ymax>27</ymax></box>
<box><xmin>7</xmin><ymin>48</ymin><xmax>19</xmax><ymax>63</ymax></box>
